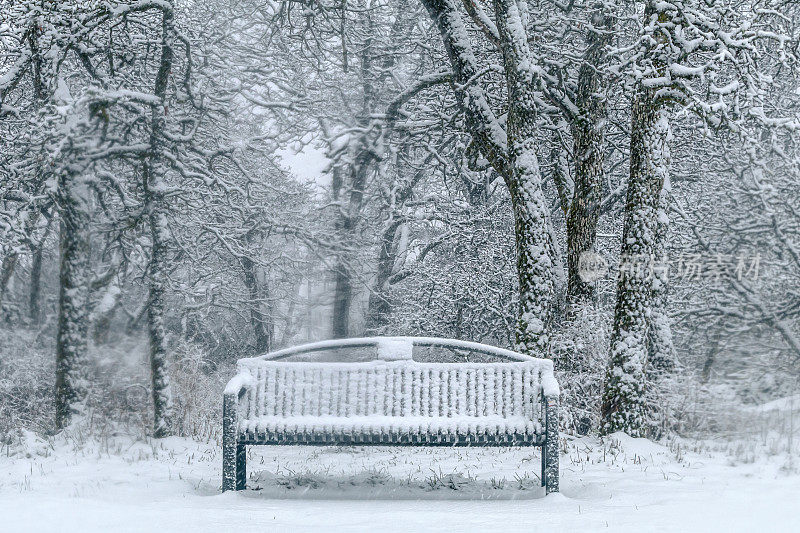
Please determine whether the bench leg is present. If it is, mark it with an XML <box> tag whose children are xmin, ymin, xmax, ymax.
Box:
<box><xmin>222</xmin><ymin>394</ymin><xmax>240</xmax><ymax>492</ymax></box>
<box><xmin>544</xmin><ymin>397</ymin><xmax>559</xmax><ymax>494</ymax></box>
<box><xmin>235</xmin><ymin>443</ymin><xmax>247</xmax><ymax>490</ymax></box>
<box><xmin>541</xmin><ymin>442</ymin><xmax>547</xmax><ymax>487</ymax></box>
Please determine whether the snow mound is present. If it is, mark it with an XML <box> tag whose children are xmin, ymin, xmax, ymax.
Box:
<box><xmin>605</xmin><ymin>431</ymin><xmax>672</xmax><ymax>458</ymax></box>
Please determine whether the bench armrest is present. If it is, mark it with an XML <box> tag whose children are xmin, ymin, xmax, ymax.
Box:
<box><xmin>222</xmin><ymin>372</ymin><xmax>253</xmax><ymax>438</ymax></box>
<box><xmin>540</xmin><ymin>361</ymin><xmax>560</xmax><ymax>399</ymax></box>
<box><xmin>223</xmin><ymin>371</ymin><xmax>254</xmax><ymax>447</ymax></box>
<box><xmin>224</xmin><ymin>371</ymin><xmax>254</xmax><ymax>401</ymax></box>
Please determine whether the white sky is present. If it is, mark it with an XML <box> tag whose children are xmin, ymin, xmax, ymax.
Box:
<box><xmin>277</xmin><ymin>145</ymin><xmax>331</xmax><ymax>189</ymax></box>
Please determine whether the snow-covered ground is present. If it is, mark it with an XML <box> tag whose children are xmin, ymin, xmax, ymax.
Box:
<box><xmin>1</xmin><ymin>428</ymin><xmax>798</xmax><ymax>532</ymax></box>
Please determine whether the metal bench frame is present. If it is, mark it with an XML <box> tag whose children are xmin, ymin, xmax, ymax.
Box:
<box><xmin>222</xmin><ymin>337</ymin><xmax>559</xmax><ymax>493</ymax></box>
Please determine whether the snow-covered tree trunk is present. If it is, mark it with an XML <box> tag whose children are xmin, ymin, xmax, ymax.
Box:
<box><xmin>145</xmin><ymin>196</ymin><xmax>173</xmax><ymax>438</ymax></box>
<box><xmin>601</xmin><ymin>84</ymin><xmax>671</xmax><ymax>436</ymax></box>
<box><xmin>330</xmin><ymin>9</ymin><xmax>376</xmax><ymax>339</ymax></box>
<box><xmin>423</xmin><ymin>0</ymin><xmax>557</xmax><ymax>355</ymax></box>
<box><xmin>54</xmin><ymin>168</ymin><xmax>91</xmax><ymax>430</ymax></box>
<box><xmin>331</xmin><ymin>161</ymin><xmax>369</xmax><ymax>339</ymax></box>
<box><xmin>495</xmin><ymin>0</ymin><xmax>555</xmax><ymax>355</ymax></box>
<box><xmin>566</xmin><ymin>8</ymin><xmax>612</xmax><ymax>305</ymax></box>
<box><xmin>509</xmin><ymin>178</ymin><xmax>555</xmax><ymax>355</ymax></box>
<box><xmin>144</xmin><ymin>3</ymin><xmax>175</xmax><ymax>438</ymax></box>
<box><xmin>330</xmin><ymin>161</ymin><xmax>350</xmax><ymax>339</ymax></box>
<box><xmin>644</xmin><ymin>178</ymin><xmax>674</xmax><ymax>438</ymax></box>
<box><xmin>647</xmin><ymin>181</ymin><xmax>674</xmax><ymax>376</ymax></box>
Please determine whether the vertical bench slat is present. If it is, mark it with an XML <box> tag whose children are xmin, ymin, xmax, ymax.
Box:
<box><xmin>274</xmin><ymin>366</ymin><xmax>283</xmax><ymax>417</ymax></box>
<box><xmin>300</xmin><ymin>366</ymin><xmax>308</xmax><ymax>416</ymax></box>
<box><xmin>365</xmin><ymin>366</ymin><xmax>373</xmax><ymax>416</ymax></box>
<box><xmin>436</xmin><ymin>368</ymin><xmax>445</xmax><ymax>417</ymax></box>
<box><xmin>335</xmin><ymin>367</ymin><xmax>344</xmax><ymax>417</ymax></box>
<box><xmin>477</xmin><ymin>367</ymin><xmax>485</xmax><ymax>417</ymax></box>
<box><xmin>344</xmin><ymin>367</ymin><xmax>354</xmax><ymax>417</ymax></box>
<box><xmin>459</xmin><ymin>367</ymin><xmax>468</xmax><ymax>417</ymax></box>
<box><xmin>408</xmin><ymin>366</ymin><xmax>417</xmax><ymax>417</ymax></box>
<box><xmin>290</xmin><ymin>366</ymin><xmax>296</xmax><ymax>416</ymax></box>
<box><xmin>297</xmin><ymin>368</ymin><xmax>303</xmax><ymax>417</ymax></box>
<box><xmin>421</xmin><ymin>367</ymin><xmax>429</xmax><ymax>417</ymax></box>
<box><xmin>447</xmin><ymin>368</ymin><xmax>456</xmax><ymax>418</ymax></box>
<box><xmin>383</xmin><ymin>365</ymin><xmax>391</xmax><ymax>416</ymax></box>
<box><xmin>373</xmin><ymin>366</ymin><xmax>381</xmax><ymax>416</ymax></box>
<box><xmin>525</xmin><ymin>366</ymin><xmax>535</xmax><ymax>420</ymax></box>
<box><xmin>392</xmin><ymin>365</ymin><xmax>401</xmax><ymax>416</ymax></box>
<box><xmin>265</xmin><ymin>366</ymin><xmax>274</xmax><ymax>417</ymax></box>
<box><xmin>505</xmin><ymin>366</ymin><xmax>512</xmax><ymax>419</ymax></box>
<box><xmin>466</xmin><ymin>367</ymin><xmax>476</xmax><ymax>417</ymax></box>
<box><xmin>282</xmin><ymin>366</ymin><xmax>291</xmax><ymax>416</ymax></box>
<box><xmin>377</xmin><ymin>365</ymin><xmax>385</xmax><ymax>416</ymax></box>
<box><xmin>307</xmin><ymin>367</ymin><xmax>316</xmax><ymax>416</ymax></box>
<box><xmin>359</xmin><ymin>367</ymin><xmax>366</xmax><ymax>417</ymax></box>
<box><xmin>492</xmin><ymin>366</ymin><xmax>501</xmax><ymax>418</ymax></box>
<box><xmin>516</xmin><ymin>367</ymin><xmax>523</xmax><ymax>417</ymax></box>
<box><xmin>404</xmin><ymin>367</ymin><xmax>411</xmax><ymax>417</ymax></box>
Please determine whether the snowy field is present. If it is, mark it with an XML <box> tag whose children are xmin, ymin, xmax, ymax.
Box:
<box><xmin>2</xmin><ymin>429</ymin><xmax>798</xmax><ymax>532</ymax></box>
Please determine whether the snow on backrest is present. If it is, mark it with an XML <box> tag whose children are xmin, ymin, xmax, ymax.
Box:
<box><xmin>376</xmin><ymin>337</ymin><xmax>413</xmax><ymax>361</ymax></box>
<box><xmin>238</xmin><ymin>361</ymin><xmax>544</xmax><ymax>421</ymax></box>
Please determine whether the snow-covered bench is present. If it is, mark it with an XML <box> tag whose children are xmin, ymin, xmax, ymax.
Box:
<box><xmin>222</xmin><ymin>337</ymin><xmax>560</xmax><ymax>493</ymax></box>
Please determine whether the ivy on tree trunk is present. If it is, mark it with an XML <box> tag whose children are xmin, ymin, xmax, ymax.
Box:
<box><xmin>601</xmin><ymin>84</ymin><xmax>671</xmax><ymax>436</ymax></box>
<box><xmin>144</xmin><ymin>2</ymin><xmax>175</xmax><ymax>438</ymax></box>
<box><xmin>55</xmin><ymin>168</ymin><xmax>90</xmax><ymax>430</ymax></box>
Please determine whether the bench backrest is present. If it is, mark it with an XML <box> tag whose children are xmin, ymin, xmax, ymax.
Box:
<box><xmin>238</xmin><ymin>361</ymin><xmax>549</xmax><ymax>421</ymax></box>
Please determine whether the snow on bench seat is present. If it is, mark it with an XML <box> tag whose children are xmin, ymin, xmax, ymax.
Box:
<box><xmin>241</xmin><ymin>415</ymin><xmax>541</xmax><ymax>439</ymax></box>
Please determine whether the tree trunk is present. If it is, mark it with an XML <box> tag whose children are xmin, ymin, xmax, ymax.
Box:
<box><xmin>54</xmin><ymin>170</ymin><xmax>90</xmax><ymax>430</ymax></box>
<box><xmin>422</xmin><ymin>0</ymin><xmax>556</xmax><ymax>355</ymax></box>
<box><xmin>330</xmin><ymin>145</ymin><xmax>371</xmax><ymax>339</ymax></box>
<box><xmin>16</xmin><ymin>16</ymin><xmax>49</xmax><ymax>321</ymax></box>
<box><xmin>144</xmin><ymin>2</ymin><xmax>175</xmax><ymax>438</ymax></box>
<box><xmin>330</xmin><ymin>16</ymin><xmax>376</xmax><ymax>339</ymax></box>
<box><xmin>508</xmin><ymin>175</ymin><xmax>556</xmax><ymax>355</ymax></box>
<box><xmin>145</xmin><ymin>195</ymin><xmax>173</xmax><ymax>438</ymax></box>
<box><xmin>566</xmin><ymin>8</ymin><xmax>613</xmax><ymax>305</ymax></box>
<box><xmin>647</xmin><ymin>182</ymin><xmax>674</xmax><ymax>376</ymax></box>
<box><xmin>0</xmin><ymin>253</ymin><xmax>18</xmax><ymax>312</ymax></box>
<box><xmin>29</xmin><ymin>217</ymin><xmax>52</xmax><ymax>324</ymax></box>
<box><xmin>495</xmin><ymin>0</ymin><xmax>556</xmax><ymax>355</ymax></box>
<box><xmin>331</xmin><ymin>259</ymin><xmax>354</xmax><ymax>339</ymax></box>
<box><xmin>365</xmin><ymin>218</ymin><xmax>401</xmax><ymax>333</ymax></box>
<box><xmin>241</xmin><ymin>255</ymin><xmax>272</xmax><ymax>353</ymax></box>
<box><xmin>29</xmin><ymin>242</ymin><xmax>44</xmax><ymax>324</ymax></box>
<box><xmin>329</xmin><ymin>163</ymin><xmax>350</xmax><ymax>339</ymax></box>
<box><xmin>601</xmin><ymin>84</ymin><xmax>671</xmax><ymax>436</ymax></box>
<box><xmin>0</xmin><ymin>210</ymin><xmax>42</xmax><ymax>314</ymax></box>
